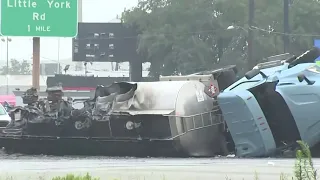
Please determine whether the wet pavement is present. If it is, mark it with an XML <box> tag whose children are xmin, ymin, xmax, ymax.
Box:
<box><xmin>0</xmin><ymin>153</ymin><xmax>319</xmax><ymax>180</ymax></box>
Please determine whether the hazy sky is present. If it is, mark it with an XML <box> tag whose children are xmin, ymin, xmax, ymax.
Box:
<box><xmin>0</xmin><ymin>0</ymin><xmax>139</xmax><ymax>64</ymax></box>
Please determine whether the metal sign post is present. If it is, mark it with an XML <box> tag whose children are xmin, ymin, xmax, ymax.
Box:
<box><xmin>32</xmin><ymin>37</ymin><xmax>40</xmax><ymax>89</ymax></box>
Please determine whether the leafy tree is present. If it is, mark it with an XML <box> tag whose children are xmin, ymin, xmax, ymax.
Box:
<box><xmin>122</xmin><ymin>0</ymin><xmax>226</xmax><ymax>77</ymax></box>
<box><xmin>0</xmin><ymin>59</ymin><xmax>31</xmax><ymax>75</ymax></box>
<box><xmin>122</xmin><ymin>0</ymin><xmax>320</xmax><ymax>77</ymax></box>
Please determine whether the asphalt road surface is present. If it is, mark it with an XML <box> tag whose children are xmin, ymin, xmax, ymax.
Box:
<box><xmin>0</xmin><ymin>155</ymin><xmax>317</xmax><ymax>180</ymax></box>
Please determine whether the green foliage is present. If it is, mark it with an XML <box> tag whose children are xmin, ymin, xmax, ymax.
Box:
<box><xmin>252</xmin><ymin>140</ymin><xmax>317</xmax><ymax>180</ymax></box>
<box><xmin>253</xmin><ymin>171</ymin><xmax>259</xmax><ymax>180</ymax></box>
<box><xmin>279</xmin><ymin>173</ymin><xmax>289</xmax><ymax>180</ymax></box>
<box><xmin>0</xmin><ymin>59</ymin><xmax>31</xmax><ymax>75</ymax></box>
<box><xmin>122</xmin><ymin>0</ymin><xmax>320</xmax><ymax>77</ymax></box>
<box><xmin>51</xmin><ymin>173</ymin><xmax>99</xmax><ymax>180</ymax></box>
<box><xmin>294</xmin><ymin>141</ymin><xmax>317</xmax><ymax>180</ymax></box>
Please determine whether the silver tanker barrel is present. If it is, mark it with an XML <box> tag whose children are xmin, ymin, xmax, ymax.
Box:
<box><xmin>110</xmin><ymin>81</ymin><xmax>226</xmax><ymax>156</ymax></box>
<box><xmin>193</xmin><ymin>65</ymin><xmax>238</xmax><ymax>93</ymax></box>
<box><xmin>157</xmin><ymin>66</ymin><xmax>239</xmax><ymax>156</ymax></box>
<box><xmin>160</xmin><ymin>65</ymin><xmax>238</xmax><ymax>98</ymax></box>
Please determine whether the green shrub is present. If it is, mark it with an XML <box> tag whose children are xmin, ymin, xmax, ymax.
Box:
<box><xmin>51</xmin><ymin>173</ymin><xmax>99</xmax><ymax>180</ymax></box>
<box><xmin>226</xmin><ymin>140</ymin><xmax>317</xmax><ymax>180</ymax></box>
<box><xmin>258</xmin><ymin>140</ymin><xmax>317</xmax><ymax>180</ymax></box>
<box><xmin>293</xmin><ymin>140</ymin><xmax>317</xmax><ymax>180</ymax></box>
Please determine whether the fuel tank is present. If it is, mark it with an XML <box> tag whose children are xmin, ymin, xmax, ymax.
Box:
<box><xmin>109</xmin><ymin>81</ymin><xmax>225</xmax><ymax>156</ymax></box>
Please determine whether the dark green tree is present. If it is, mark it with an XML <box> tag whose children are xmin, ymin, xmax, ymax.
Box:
<box><xmin>122</xmin><ymin>0</ymin><xmax>320</xmax><ymax>77</ymax></box>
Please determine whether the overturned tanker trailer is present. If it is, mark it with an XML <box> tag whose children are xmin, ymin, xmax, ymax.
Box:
<box><xmin>0</xmin><ymin>80</ymin><xmax>227</xmax><ymax>157</ymax></box>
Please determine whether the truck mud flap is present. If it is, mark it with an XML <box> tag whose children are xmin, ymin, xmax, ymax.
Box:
<box><xmin>218</xmin><ymin>91</ymin><xmax>276</xmax><ymax>157</ymax></box>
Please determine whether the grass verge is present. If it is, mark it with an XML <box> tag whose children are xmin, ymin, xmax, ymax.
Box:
<box><xmin>51</xmin><ymin>173</ymin><xmax>99</xmax><ymax>180</ymax></box>
<box><xmin>42</xmin><ymin>140</ymin><xmax>320</xmax><ymax>180</ymax></box>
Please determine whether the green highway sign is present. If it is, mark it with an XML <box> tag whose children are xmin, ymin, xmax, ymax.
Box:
<box><xmin>0</xmin><ymin>0</ymin><xmax>78</xmax><ymax>37</ymax></box>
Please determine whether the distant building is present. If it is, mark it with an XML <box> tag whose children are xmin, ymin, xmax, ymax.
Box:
<box><xmin>0</xmin><ymin>69</ymin><xmax>150</xmax><ymax>95</ymax></box>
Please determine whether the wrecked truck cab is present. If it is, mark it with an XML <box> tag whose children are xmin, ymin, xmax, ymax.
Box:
<box><xmin>218</xmin><ymin>47</ymin><xmax>320</xmax><ymax>157</ymax></box>
<box><xmin>217</xmin><ymin>78</ymin><xmax>278</xmax><ymax>157</ymax></box>
<box><xmin>275</xmin><ymin>64</ymin><xmax>320</xmax><ymax>148</ymax></box>
<box><xmin>218</xmin><ymin>65</ymin><xmax>304</xmax><ymax>157</ymax></box>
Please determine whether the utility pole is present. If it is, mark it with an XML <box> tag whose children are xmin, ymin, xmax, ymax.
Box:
<box><xmin>6</xmin><ymin>38</ymin><xmax>9</xmax><ymax>94</ymax></box>
<box><xmin>1</xmin><ymin>37</ymin><xmax>12</xmax><ymax>95</ymax></box>
<box><xmin>78</xmin><ymin>0</ymin><xmax>83</xmax><ymax>22</ymax></box>
<box><xmin>77</xmin><ymin>0</ymin><xmax>83</xmax><ymax>71</ymax></box>
<box><xmin>57</xmin><ymin>38</ymin><xmax>60</xmax><ymax>74</ymax></box>
<box><xmin>247</xmin><ymin>0</ymin><xmax>255</xmax><ymax>70</ymax></box>
<box><xmin>283</xmin><ymin>0</ymin><xmax>290</xmax><ymax>53</ymax></box>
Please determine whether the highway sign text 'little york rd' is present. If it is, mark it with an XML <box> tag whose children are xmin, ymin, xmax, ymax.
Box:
<box><xmin>0</xmin><ymin>0</ymin><xmax>78</xmax><ymax>37</ymax></box>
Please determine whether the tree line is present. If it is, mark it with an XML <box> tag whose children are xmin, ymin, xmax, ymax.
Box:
<box><xmin>122</xmin><ymin>0</ymin><xmax>320</xmax><ymax>77</ymax></box>
<box><xmin>0</xmin><ymin>59</ymin><xmax>31</xmax><ymax>75</ymax></box>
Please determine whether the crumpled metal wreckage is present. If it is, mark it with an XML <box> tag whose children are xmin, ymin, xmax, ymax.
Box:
<box><xmin>2</xmin><ymin>79</ymin><xmax>234</xmax><ymax>157</ymax></box>
<box><xmin>7</xmin><ymin>85</ymin><xmax>96</xmax><ymax>131</ymax></box>
<box><xmin>217</xmin><ymin>46</ymin><xmax>320</xmax><ymax>158</ymax></box>
<box><xmin>7</xmin><ymin>86</ymin><xmax>73</xmax><ymax>130</ymax></box>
